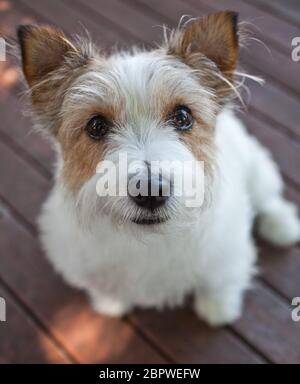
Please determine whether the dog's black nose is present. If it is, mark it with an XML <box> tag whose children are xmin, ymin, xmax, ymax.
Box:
<box><xmin>128</xmin><ymin>176</ymin><xmax>170</xmax><ymax>211</ymax></box>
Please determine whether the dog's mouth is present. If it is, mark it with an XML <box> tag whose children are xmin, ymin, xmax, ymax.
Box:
<box><xmin>131</xmin><ymin>216</ymin><xmax>169</xmax><ymax>225</ymax></box>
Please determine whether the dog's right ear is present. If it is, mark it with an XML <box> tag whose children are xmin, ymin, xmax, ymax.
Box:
<box><xmin>18</xmin><ymin>25</ymin><xmax>79</xmax><ymax>87</ymax></box>
<box><xmin>17</xmin><ymin>25</ymin><xmax>94</xmax><ymax>135</ymax></box>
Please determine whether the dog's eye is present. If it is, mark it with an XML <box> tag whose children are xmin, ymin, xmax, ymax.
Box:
<box><xmin>169</xmin><ymin>106</ymin><xmax>193</xmax><ymax>131</ymax></box>
<box><xmin>85</xmin><ymin>115</ymin><xmax>110</xmax><ymax>140</ymax></box>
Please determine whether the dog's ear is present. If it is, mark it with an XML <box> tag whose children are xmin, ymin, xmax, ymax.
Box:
<box><xmin>17</xmin><ymin>25</ymin><xmax>79</xmax><ymax>87</ymax></box>
<box><xmin>168</xmin><ymin>11</ymin><xmax>238</xmax><ymax>80</ymax></box>
<box><xmin>17</xmin><ymin>25</ymin><xmax>93</xmax><ymax>135</ymax></box>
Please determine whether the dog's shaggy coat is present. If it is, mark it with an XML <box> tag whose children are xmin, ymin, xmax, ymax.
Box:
<box><xmin>18</xmin><ymin>12</ymin><xmax>300</xmax><ymax>325</ymax></box>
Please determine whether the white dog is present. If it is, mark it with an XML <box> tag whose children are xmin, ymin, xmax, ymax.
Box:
<box><xmin>18</xmin><ymin>11</ymin><xmax>300</xmax><ymax>326</ymax></box>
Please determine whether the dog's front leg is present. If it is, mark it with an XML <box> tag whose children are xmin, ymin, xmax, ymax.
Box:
<box><xmin>193</xmin><ymin>240</ymin><xmax>256</xmax><ymax>327</ymax></box>
<box><xmin>89</xmin><ymin>290</ymin><xmax>131</xmax><ymax>317</ymax></box>
<box><xmin>193</xmin><ymin>285</ymin><xmax>245</xmax><ymax>327</ymax></box>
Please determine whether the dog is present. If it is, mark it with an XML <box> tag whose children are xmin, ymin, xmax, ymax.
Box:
<box><xmin>17</xmin><ymin>11</ymin><xmax>300</xmax><ymax>326</ymax></box>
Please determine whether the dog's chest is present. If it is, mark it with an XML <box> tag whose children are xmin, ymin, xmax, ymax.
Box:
<box><xmin>74</xmin><ymin>227</ymin><xmax>206</xmax><ymax>307</ymax></box>
<box><xmin>40</xmin><ymin>190</ymin><xmax>209</xmax><ymax>307</ymax></box>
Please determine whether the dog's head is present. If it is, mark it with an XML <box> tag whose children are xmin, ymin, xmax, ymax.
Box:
<box><xmin>18</xmin><ymin>12</ymin><xmax>239</xmax><ymax>229</ymax></box>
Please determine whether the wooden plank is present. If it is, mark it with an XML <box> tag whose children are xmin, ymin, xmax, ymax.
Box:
<box><xmin>0</xmin><ymin>139</ymin><xmax>50</xmax><ymax>224</ymax></box>
<box><xmin>0</xmin><ymin>203</ymin><xmax>166</xmax><ymax>363</ymax></box>
<box><xmin>17</xmin><ymin>0</ymin><xmax>128</xmax><ymax>48</ymax></box>
<box><xmin>244</xmin><ymin>81</ymin><xmax>300</xmax><ymax>140</ymax></box>
<box><xmin>0</xmin><ymin>91</ymin><xmax>54</xmax><ymax>177</ymax></box>
<box><xmin>234</xmin><ymin>282</ymin><xmax>300</xmax><ymax>364</ymax></box>
<box><xmin>259</xmin><ymin>243</ymin><xmax>300</xmax><ymax>301</ymax></box>
<box><xmin>241</xmin><ymin>44</ymin><xmax>300</xmax><ymax>97</ymax></box>
<box><xmin>0</xmin><ymin>284</ymin><xmax>70</xmax><ymax>363</ymax></box>
<box><xmin>130</xmin><ymin>309</ymin><xmax>264</xmax><ymax>363</ymax></box>
<box><xmin>0</xmin><ymin>5</ymin><xmax>55</xmax><ymax>176</ymax></box>
<box><xmin>248</xmin><ymin>0</ymin><xmax>300</xmax><ymax>26</ymax></box>
<box><xmin>135</xmin><ymin>0</ymin><xmax>193</xmax><ymax>23</ymax></box>
<box><xmin>286</xmin><ymin>185</ymin><xmax>300</xmax><ymax>208</ymax></box>
<box><xmin>70</xmin><ymin>0</ymin><xmax>162</xmax><ymax>44</ymax></box>
<box><xmin>241</xmin><ymin>113</ymin><xmax>300</xmax><ymax>187</ymax></box>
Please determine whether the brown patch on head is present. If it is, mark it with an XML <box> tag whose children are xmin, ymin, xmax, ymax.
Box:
<box><xmin>56</xmin><ymin>105</ymin><xmax>117</xmax><ymax>191</ymax></box>
<box><xmin>160</xmin><ymin>95</ymin><xmax>215</xmax><ymax>177</ymax></box>
<box><xmin>182</xmin><ymin>119</ymin><xmax>215</xmax><ymax>180</ymax></box>
<box><xmin>167</xmin><ymin>11</ymin><xmax>239</xmax><ymax>103</ymax></box>
<box><xmin>156</xmin><ymin>94</ymin><xmax>216</xmax><ymax>180</ymax></box>
<box><xmin>59</xmin><ymin>130</ymin><xmax>106</xmax><ymax>192</ymax></box>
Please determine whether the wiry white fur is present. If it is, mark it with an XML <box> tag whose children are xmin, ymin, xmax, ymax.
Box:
<box><xmin>39</xmin><ymin>52</ymin><xmax>300</xmax><ymax>326</ymax></box>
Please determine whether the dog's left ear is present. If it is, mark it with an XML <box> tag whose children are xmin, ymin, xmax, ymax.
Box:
<box><xmin>168</xmin><ymin>11</ymin><xmax>238</xmax><ymax>82</ymax></box>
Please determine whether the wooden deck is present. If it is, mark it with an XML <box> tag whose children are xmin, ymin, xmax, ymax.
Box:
<box><xmin>0</xmin><ymin>0</ymin><xmax>300</xmax><ymax>364</ymax></box>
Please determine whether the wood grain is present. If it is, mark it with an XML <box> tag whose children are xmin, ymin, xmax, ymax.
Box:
<box><xmin>0</xmin><ymin>0</ymin><xmax>299</xmax><ymax>363</ymax></box>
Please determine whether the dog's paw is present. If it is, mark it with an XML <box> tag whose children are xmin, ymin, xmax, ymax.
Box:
<box><xmin>194</xmin><ymin>293</ymin><xmax>242</xmax><ymax>327</ymax></box>
<box><xmin>90</xmin><ymin>294</ymin><xmax>130</xmax><ymax>317</ymax></box>
<box><xmin>258</xmin><ymin>199</ymin><xmax>300</xmax><ymax>247</ymax></box>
